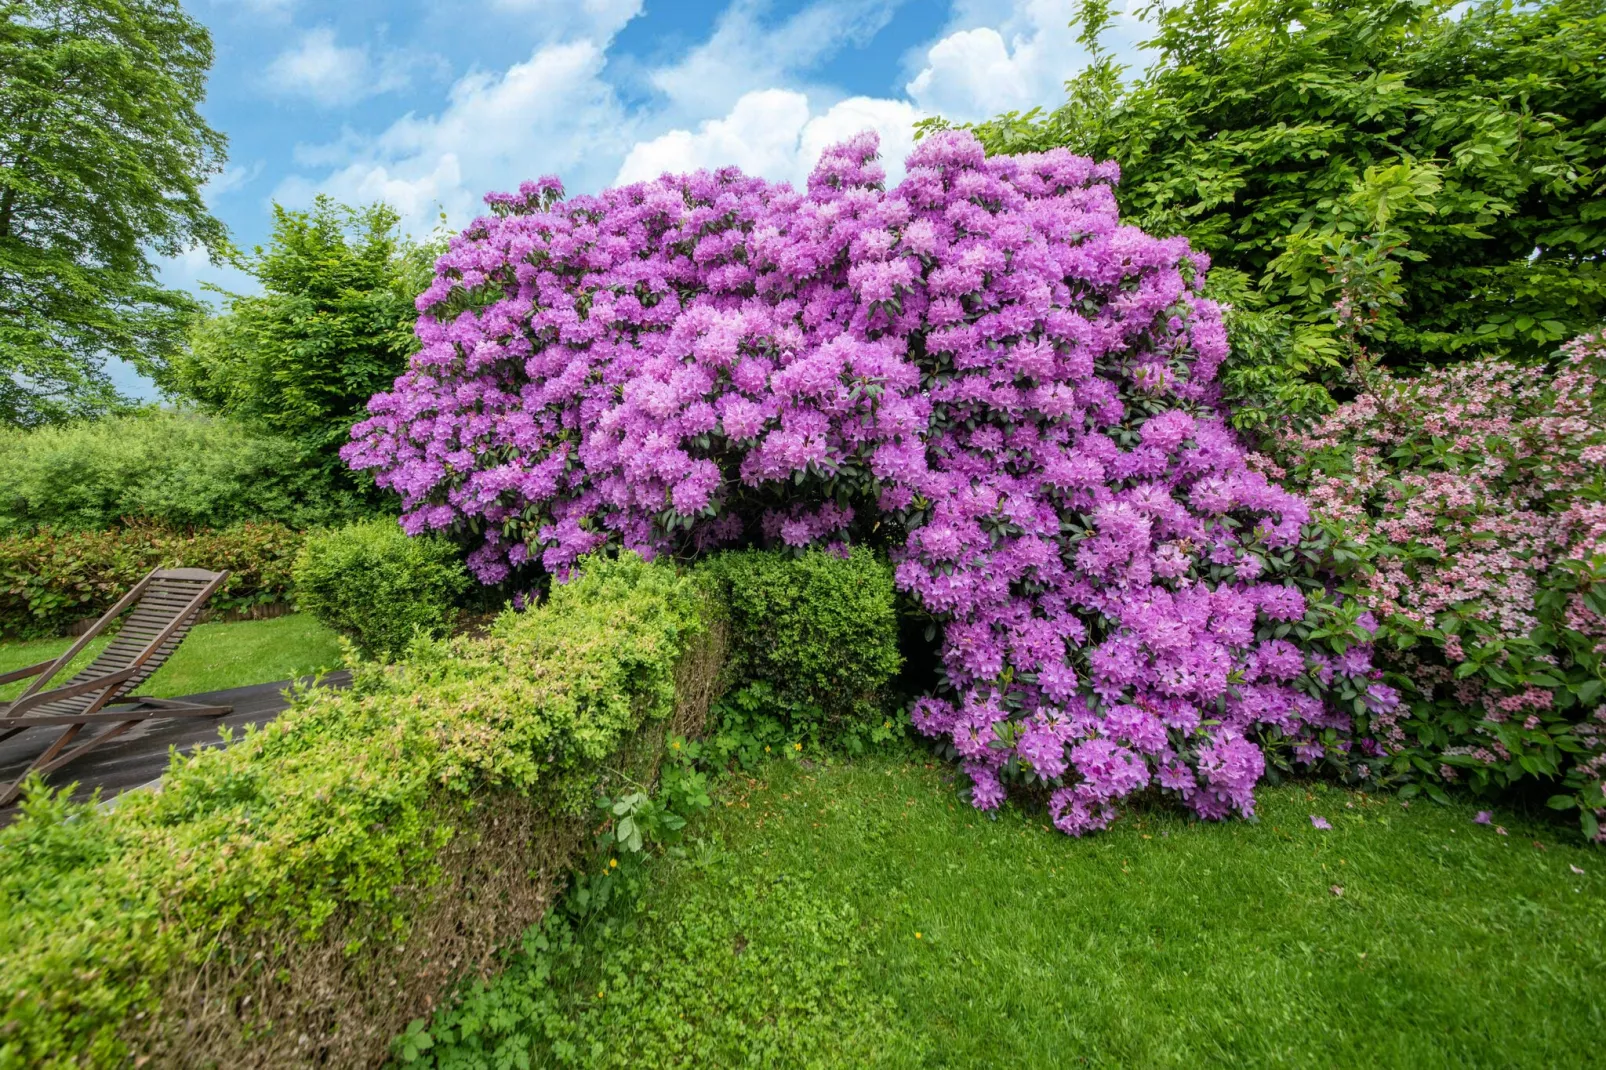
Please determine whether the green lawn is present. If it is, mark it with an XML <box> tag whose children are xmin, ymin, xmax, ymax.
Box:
<box><xmin>420</xmin><ymin>752</ymin><xmax>1606</xmax><ymax>1069</ymax></box>
<box><xmin>0</xmin><ymin>613</ymin><xmax>343</xmax><ymax>702</ymax></box>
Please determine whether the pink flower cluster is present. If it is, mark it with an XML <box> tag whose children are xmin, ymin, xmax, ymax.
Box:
<box><xmin>1271</xmin><ymin>331</ymin><xmax>1606</xmax><ymax>838</ymax></box>
<box><xmin>346</xmin><ymin>132</ymin><xmax>1391</xmax><ymax>835</ymax></box>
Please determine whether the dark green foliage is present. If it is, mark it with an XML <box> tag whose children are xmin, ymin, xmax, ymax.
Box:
<box><xmin>0</xmin><ymin>410</ymin><xmax>364</xmax><ymax>535</ymax></box>
<box><xmin>932</xmin><ymin>0</ymin><xmax>1606</xmax><ymax>427</ymax></box>
<box><xmin>0</xmin><ymin>553</ymin><xmax>707</xmax><ymax>1068</ymax></box>
<box><xmin>165</xmin><ymin>197</ymin><xmax>441</xmax><ymax>494</ymax></box>
<box><xmin>292</xmin><ymin>519</ymin><xmax>471</xmax><ymax>658</ymax></box>
<box><xmin>0</xmin><ymin>521</ymin><xmax>301</xmax><ymax>639</ymax></box>
<box><xmin>0</xmin><ymin>0</ymin><xmax>228</xmax><ymax>426</ymax></box>
<box><xmin>696</xmin><ymin>547</ymin><xmax>902</xmax><ymax>732</ymax></box>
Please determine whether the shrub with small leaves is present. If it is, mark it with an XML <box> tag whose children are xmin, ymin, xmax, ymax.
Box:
<box><xmin>0</xmin><ymin>552</ymin><xmax>706</xmax><ymax>1067</ymax></box>
<box><xmin>292</xmin><ymin>519</ymin><xmax>471</xmax><ymax>658</ymax></box>
<box><xmin>0</xmin><ymin>520</ymin><xmax>302</xmax><ymax>639</ymax></box>
<box><xmin>0</xmin><ymin>410</ymin><xmax>363</xmax><ymax>534</ymax></box>
<box><xmin>697</xmin><ymin>547</ymin><xmax>901</xmax><ymax>734</ymax></box>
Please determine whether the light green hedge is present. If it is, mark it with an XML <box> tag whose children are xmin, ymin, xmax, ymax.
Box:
<box><xmin>0</xmin><ymin>410</ymin><xmax>364</xmax><ymax>535</ymax></box>
<box><xmin>0</xmin><ymin>553</ymin><xmax>708</xmax><ymax>1068</ymax></box>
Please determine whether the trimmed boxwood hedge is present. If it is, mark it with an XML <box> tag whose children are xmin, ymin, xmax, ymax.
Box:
<box><xmin>697</xmin><ymin>545</ymin><xmax>903</xmax><ymax>724</ymax></box>
<box><xmin>0</xmin><ymin>553</ymin><xmax>719</xmax><ymax>1068</ymax></box>
<box><xmin>292</xmin><ymin>519</ymin><xmax>472</xmax><ymax>659</ymax></box>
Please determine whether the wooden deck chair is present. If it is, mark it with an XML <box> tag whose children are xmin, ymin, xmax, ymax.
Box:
<box><xmin>0</xmin><ymin>567</ymin><xmax>233</xmax><ymax>806</ymax></box>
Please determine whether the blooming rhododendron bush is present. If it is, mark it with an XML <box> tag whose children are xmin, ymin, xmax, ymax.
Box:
<box><xmin>1270</xmin><ymin>334</ymin><xmax>1606</xmax><ymax>840</ymax></box>
<box><xmin>345</xmin><ymin>132</ymin><xmax>1393</xmax><ymax>835</ymax></box>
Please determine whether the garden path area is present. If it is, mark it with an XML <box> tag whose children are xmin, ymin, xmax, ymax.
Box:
<box><xmin>0</xmin><ymin>673</ymin><xmax>348</xmax><ymax>824</ymax></box>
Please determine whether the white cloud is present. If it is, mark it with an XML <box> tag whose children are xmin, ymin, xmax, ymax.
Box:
<box><xmin>265</xmin><ymin>28</ymin><xmax>412</xmax><ymax>108</ymax></box>
<box><xmin>907</xmin><ymin>26</ymin><xmax>1045</xmax><ymax>120</ymax></box>
<box><xmin>490</xmin><ymin>0</ymin><xmax>645</xmax><ymax>38</ymax></box>
<box><xmin>623</xmin><ymin>0</ymin><xmax>1141</xmax><ymax>195</ymax></box>
<box><xmin>616</xmin><ymin>89</ymin><xmax>921</xmax><ymax>189</ymax></box>
<box><xmin>275</xmin><ymin>0</ymin><xmax>1147</xmax><ymax>250</ymax></box>
<box><xmin>647</xmin><ymin>0</ymin><xmax>898</xmax><ymax>119</ymax></box>
<box><xmin>906</xmin><ymin>0</ymin><xmax>1152</xmax><ymax>123</ymax></box>
<box><xmin>281</xmin><ymin>40</ymin><xmax>631</xmax><ymax>232</ymax></box>
<box><xmin>204</xmin><ymin>162</ymin><xmax>263</xmax><ymax>200</ymax></box>
<box><xmin>158</xmin><ymin>244</ymin><xmax>259</xmax><ymax>307</ymax></box>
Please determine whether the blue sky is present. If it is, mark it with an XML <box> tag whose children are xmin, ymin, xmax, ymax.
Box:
<box><xmin>125</xmin><ymin>0</ymin><xmax>1154</xmax><ymax>396</ymax></box>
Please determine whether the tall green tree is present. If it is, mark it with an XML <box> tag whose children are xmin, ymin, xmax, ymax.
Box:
<box><xmin>167</xmin><ymin>196</ymin><xmax>440</xmax><ymax>497</ymax></box>
<box><xmin>926</xmin><ymin>0</ymin><xmax>1606</xmax><ymax>429</ymax></box>
<box><xmin>0</xmin><ymin>0</ymin><xmax>228</xmax><ymax>427</ymax></box>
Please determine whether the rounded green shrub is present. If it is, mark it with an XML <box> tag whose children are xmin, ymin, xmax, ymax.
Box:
<box><xmin>292</xmin><ymin>520</ymin><xmax>470</xmax><ymax>658</ymax></box>
<box><xmin>698</xmin><ymin>547</ymin><xmax>902</xmax><ymax>727</ymax></box>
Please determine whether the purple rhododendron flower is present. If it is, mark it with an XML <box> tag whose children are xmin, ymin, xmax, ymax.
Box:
<box><xmin>966</xmin><ymin>763</ymin><xmax>1007</xmax><ymax>811</ymax></box>
<box><xmin>346</xmin><ymin>131</ymin><xmax>1387</xmax><ymax>837</ymax></box>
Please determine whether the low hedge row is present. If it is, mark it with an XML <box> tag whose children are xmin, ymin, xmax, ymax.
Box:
<box><xmin>0</xmin><ymin>546</ymin><xmax>901</xmax><ymax>1068</ymax></box>
<box><xmin>0</xmin><ymin>553</ymin><xmax>717</xmax><ymax>1067</ymax></box>
<box><xmin>0</xmin><ymin>521</ymin><xmax>303</xmax><ymax>640</ymax></box>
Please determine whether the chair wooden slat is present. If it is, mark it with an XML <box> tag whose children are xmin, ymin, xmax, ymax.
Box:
<box><xmin>1</xmin><ymin>567</ymin><xmax>234</xmax><ymax>806</ymax></box>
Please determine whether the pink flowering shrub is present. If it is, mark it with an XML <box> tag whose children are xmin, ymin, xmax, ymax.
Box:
<box><xmin>345</xmin><ymin>132</ymin><xmax>1391</xmax><ymax>835</ymax></box>
<box><xmin>1269</xmin><ymin>333</ymin><xmax>1606</xmax><ymax>840</ymax></box>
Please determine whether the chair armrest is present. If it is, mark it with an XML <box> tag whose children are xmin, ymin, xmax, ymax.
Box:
<box><xmin>5</xmin><ymin>666</ymin><xmax>140</xmax><ymax>719</ymax></box>
<box><xmin>0</xmin><ymin>660</ymin><xmax>55</xmax><ymax>686</ymax></box>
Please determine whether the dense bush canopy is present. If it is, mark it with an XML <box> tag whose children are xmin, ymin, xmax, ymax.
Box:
<box><xmin>0</xmin><ymin>409</ymin><xmax>354</xmax><ymax>535</ymax></box>
<box><xmin>939</xmin><ymin>0</ymin><xmax>1606</xmax><ymax>426</ymax></box>
<box><xmin>347</xmin><ymin>132</ymin><xmax>1393</xmax><ymax>835</ymax></box>
<box><xmin>1270</xmin><ymin>331</ymin><xmax>1606</xmax><ymax>837</ymax></box>
<box><xmin>292</xmin><ymin>519</ymin><xmax>471</xmax><ymax>659</ymax></box>
<box><xmin>698</xmin><ymin>546</ymin><xmax>902</xmax><ymax>725</ymax></box>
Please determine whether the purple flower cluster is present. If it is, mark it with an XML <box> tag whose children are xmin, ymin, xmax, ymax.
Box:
<box><xmin>346</xmin><ymin>131</ymin><xmax>1394</xmax><ymax>835</ymax></box>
